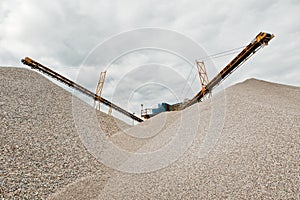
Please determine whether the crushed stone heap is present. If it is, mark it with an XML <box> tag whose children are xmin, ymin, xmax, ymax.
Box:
<box><xmin>1</xmin><ymin>67</ymin><xmax>130</xmax><ymax>199</ymax></box>
<box><xmin>1</xmin><ymin>67</ymin><xmax>299</xmax><ymax>199</ymax></box>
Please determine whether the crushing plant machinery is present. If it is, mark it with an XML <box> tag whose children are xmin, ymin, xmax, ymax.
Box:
<box><xmin>22</xmin><ymin>32</ymin><xmax>274</xmax><ymax>122</ymax></box>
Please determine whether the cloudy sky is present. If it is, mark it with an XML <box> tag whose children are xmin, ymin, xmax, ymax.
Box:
<box><xmin>1</xmin><ymin>0</ymin><xmax>299</xmax><ymax>123</ymax></box>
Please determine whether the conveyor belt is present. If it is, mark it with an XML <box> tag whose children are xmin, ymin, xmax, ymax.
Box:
<box><xmin>21</xmin><ymin>57</ymin><xmax>144</xmax><ymax>122</ymax></box>
<box><xmin>182</xmin><ymin>32</ymin><xmax>274</xmax><ymax>109</ymax></box>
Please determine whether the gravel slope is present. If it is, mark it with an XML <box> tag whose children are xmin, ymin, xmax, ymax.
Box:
<box><xmin>0</xmin><ymin>67</ymin><xmax>130</xmax><ymax>199</ymax></box>
<box><xmin>51</xmin><ymin>79</ymin><xmax>300</xmax><ymax>199</ymax></box>
<box><xmin>1</xmin><ymin>67</ymin><xmax>299</xmax><ymax>199</ymax></box>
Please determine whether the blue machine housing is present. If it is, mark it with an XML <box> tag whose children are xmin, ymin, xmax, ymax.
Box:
<box><xmin>141</xmin><ymin>102</ymin><xmax>182</xmax><ymax>119</ymax></box>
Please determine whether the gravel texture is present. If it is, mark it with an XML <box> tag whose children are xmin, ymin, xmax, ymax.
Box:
<box><xmin>1</xmin><ymin>67</ymin><xmax>300</xmax><ymax>199</ymax></box>
<box><xmin>0</xmin><ymin>67</ymin><xmax>130</xmax><ymax>199</ymax></box>
<box><xmin>52</xmin><ymin>79</ymin><xmax>300</xmax><ymax>199</ymax></box>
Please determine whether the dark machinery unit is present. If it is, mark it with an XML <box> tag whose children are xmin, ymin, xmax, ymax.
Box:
<box><xmin>21</xmin><ymin>57</ymin><xmax>144</xmax><ymax>122</ymax></box>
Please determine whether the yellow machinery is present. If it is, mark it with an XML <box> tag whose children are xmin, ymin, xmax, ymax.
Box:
<box><xmin>182</xmin><ymin>32</ymin><xmax>274</xmax><ymax>109</ymax></box>
<box><xmin>21</xmin><ymin>32</ymin><xmax>274</xmax><ymax>121</ymax></box>
<box><xmin>21</xmin><ymin>57</ymin><xmax>144</xmax><ymax>122</ymax></box>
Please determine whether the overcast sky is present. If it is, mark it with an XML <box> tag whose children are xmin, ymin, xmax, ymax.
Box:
<box><xmin>1</xmin><ymin>0</ymin><xmax>299</xmax><ymax>123</ymax></box>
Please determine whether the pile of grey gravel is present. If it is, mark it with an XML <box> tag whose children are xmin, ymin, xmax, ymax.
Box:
<box><xmin>1</xmin><ymin>67</ymin><xmax>299</xmax><ymax>199</ymax></box>
<box><xmin>51</xmin><ymin>79</ymin><xmax>300</xmax><ymax>199</ymax></box>
<box><xmin>0</xmin><ymin>67</ymin><xmax>129</xmax><ymax>199</ymax></box>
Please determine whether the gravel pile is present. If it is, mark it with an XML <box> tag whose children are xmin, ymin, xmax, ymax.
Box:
<box><xmin>51</xmin><ymin>79</ymin><xmax>300</xmax><ymax>199</ymax></box>
<box><xmin>0</xmin><ymin>67</ymin><xmax>130</xmax><ymax>199</ymax></box>
<box><xmin>1</xmin><ymin>67</ymin><xmax>299</xmax><ymax>199</ymax></box>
